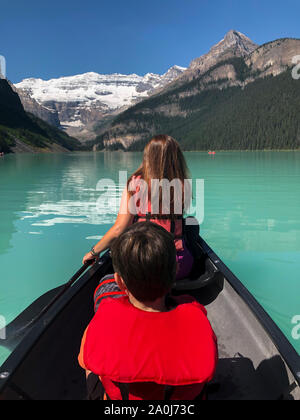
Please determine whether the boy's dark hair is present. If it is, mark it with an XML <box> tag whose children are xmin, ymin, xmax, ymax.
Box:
<box><xmin>111</xmin><ymin>222</ymin><xmax>177</xmax><ymax>302</ymax></box>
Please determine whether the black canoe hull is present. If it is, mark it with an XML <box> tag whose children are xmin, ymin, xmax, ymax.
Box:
<box><xmin>0</xmin><ymin>239</ymin><xmax>299</xmax><ymax>400</ymax></box>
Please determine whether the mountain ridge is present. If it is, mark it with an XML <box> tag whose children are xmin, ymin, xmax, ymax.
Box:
<box><xmin>91</xmin><ymin>33</ymin><xmax>300</xmax><ymax>151</ymax></box>
<box><xmin>15</xmin><ymin>65</ymin><xmax>187</xmax><ymax>141</ymax></box>
<box><xmin>8</xmin><ymin>30</ymin><xmax>300</xmax><ymax>152</ymax></box>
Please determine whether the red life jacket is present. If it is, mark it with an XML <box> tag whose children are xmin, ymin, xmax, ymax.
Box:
<box><xmin>80</xmin><ymin>295</ymin><xmax>218</xmax><ymax>400</ymax></box>
<box><xmin>131</xmin><ymin>176</ymin><xmax>185</xmax><ymax>251</ymax></box>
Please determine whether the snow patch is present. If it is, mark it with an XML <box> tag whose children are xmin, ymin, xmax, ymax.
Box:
<box><xmin>15</xmin><ymin>66</ymin><xmax>187</xmax><ymax>113</ymax></box>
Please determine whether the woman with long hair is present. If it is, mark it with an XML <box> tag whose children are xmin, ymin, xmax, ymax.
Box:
<box><xmin>83</xmin><ymin>135</ymin><xmax>194</xmax><ymax>280</ymax></box>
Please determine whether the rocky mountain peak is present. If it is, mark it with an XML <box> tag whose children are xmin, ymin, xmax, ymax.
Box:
<box><xmin>189</xmin><ymin>30</ymin><xmax>258</xmax><ymax>73</ymax></box>
<box><xmin>160</xmin><ymin>65</ymin><xmax>187</xmax><ymax>83</ymax></box>
<box><xmin>220</xmin><ymin>30</ymin><xmax>258</xmax><ymax>55</ymax></box>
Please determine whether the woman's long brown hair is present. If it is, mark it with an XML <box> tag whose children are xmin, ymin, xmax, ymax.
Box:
<box><xmin>127</xmin><ymin>135</ymin><xmax>191</xmax><ymax>216</ymax></box>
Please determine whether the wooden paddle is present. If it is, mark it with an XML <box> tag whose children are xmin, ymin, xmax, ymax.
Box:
<box><xmin>0</xmin><ymin>261</ymin><xmax>93</xmax><ymax>351</ymax></box>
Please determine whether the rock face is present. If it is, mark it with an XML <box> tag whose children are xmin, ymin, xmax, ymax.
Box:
<box><xmin>0</xmin><ymin>79</ymin><xmax>80</xmax><ymax>153</ymax></box>
<box><xmin>245</xmin><ymin>38</ymin><xmax>300</xmax><ymax>77</ymax></box>
<box><xmin>187</xmin><ymin>30</ymin><xmax>258</xmax><ymax>78</ymax></box>
<box><xmin>97</xmin><ymin>31</ymin><xmax>300</xmax><ymax>150</ymax></box>
<box><xmin>14</xmin><ymin>86</ymin><xmax>62</xmax><ymax>128</ymax></box>
<box><xmin>158</xmin><ymin>29</ymin><xmax>258</xmax><ymax>89</ymax></box>
<box><xmin>15</xmin><ymin>66</ymin><xmax>186</xmax><ymax>141</ymax></box>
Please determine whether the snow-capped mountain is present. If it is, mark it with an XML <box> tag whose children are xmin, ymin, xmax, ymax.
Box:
<box><xmin>15</xmin><ymin>65</ymin><xmax>186</xmax><ymax>141</ymax></box>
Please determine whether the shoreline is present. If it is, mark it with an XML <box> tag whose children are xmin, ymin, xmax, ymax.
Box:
<box><xmin>2</xmin><ymin>148</ymin><xmax>300</xmax><ymax>156</ymax></box>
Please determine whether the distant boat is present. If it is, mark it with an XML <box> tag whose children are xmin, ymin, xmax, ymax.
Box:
<box><xmin>208</xmin><ymin>151</ymin><xmax>216</xmax><ymax>155</ymax></box>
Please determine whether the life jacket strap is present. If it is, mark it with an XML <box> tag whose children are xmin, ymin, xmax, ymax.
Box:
<box><xmin>164</xmin><ymin>385</ymin><xmax>175</xmax><ymax>400</ymax></box>
<box><xmin>142</xmin><ymin>213</ymin><xmax>183</xmax><ymax>220</ymax></box>
<box><xmin>135</xmin><ymin>213</ymin><xmax>185</xmax><ymax>241</ymax></box>
<box><xmin>117</xmin><ymin>382</ymin><xmax>129</xmax><ymax>400</ymax></box>
<box><xmin>111</xmin><ymin>382</ymin><xmax>175</xmax><ymax>401</ymax></box>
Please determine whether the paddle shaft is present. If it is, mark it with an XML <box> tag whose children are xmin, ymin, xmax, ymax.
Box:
<box><xmin>0</xmin><ymin>260</ymin><xmax>93</xmax><ymax>345</ymax></box>
<box><xmin>34</xmin><ymin>261</ymin><xmax>93</xmax><ymax>321</ymax></box>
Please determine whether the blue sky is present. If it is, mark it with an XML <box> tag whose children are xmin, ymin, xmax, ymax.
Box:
<box><xmin>1</xmin><ymin>0</ymin><xmax>300</xmax><ymax>83</ymax></box>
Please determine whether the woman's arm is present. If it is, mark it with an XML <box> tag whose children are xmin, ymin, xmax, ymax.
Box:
<box><xmin>82</xmin><ymin>188</ymin><xmax>134</xmax><ymax>264</ymax></box>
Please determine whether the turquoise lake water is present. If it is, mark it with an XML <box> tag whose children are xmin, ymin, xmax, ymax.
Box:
<box><xmin>0</xmin><ymin>151</ymin><xmax>299</xmax><ymax>365</ymax></box>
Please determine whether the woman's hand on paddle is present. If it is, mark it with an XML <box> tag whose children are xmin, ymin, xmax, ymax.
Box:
<box><xmin>82</xmin><ymin>251</ymin><xmax>98</xmax><ymax>266</ymax></box>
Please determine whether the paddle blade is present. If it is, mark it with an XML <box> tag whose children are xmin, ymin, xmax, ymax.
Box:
<box><xmin>0</xmin><ymin>285</ymin><xmax>65</xmax><ymax>351</ymax></box>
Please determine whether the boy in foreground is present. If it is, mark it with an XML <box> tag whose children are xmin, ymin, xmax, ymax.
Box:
<box><xmin>79</xmin><ymin>222</ymin><xmax>218</xmax><ymax>400</ymax></box>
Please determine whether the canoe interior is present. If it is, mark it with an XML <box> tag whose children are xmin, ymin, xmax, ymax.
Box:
<box><xmin>193</xmin><ymin>278</ymin><xmax>300</xmax><ymax>400</ymax></box>
<box><xmin>0</xmin><ymin>243</ymin><xmax>299</xmax><ymax>401</ymax></box>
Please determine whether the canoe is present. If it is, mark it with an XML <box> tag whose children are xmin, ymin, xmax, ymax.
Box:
<box><xmin>0</xmin><ymin>237</ymin><xmax>299</xmax><ymax>400</ymax></box>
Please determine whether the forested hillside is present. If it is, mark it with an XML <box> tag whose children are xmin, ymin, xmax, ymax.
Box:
<box><xmin>0</xmin><ymin>80</ymin><xmax>80</xmax><ymax>153</ymax></box>
<box><xmin>93</xmin><ymin>66</ymin><xmax>300</xmax><ymax>151</ymax></box>
<box><xmin>92</xmin><ymin>36</ymin><xmax>300</xmax><ymax>151</ymax></box>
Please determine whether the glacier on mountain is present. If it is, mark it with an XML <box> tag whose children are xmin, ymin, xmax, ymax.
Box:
<box><xmin>15</xmin><ymin>66</ymin><xmax>186</xmax><ymax>140</ymax></box>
